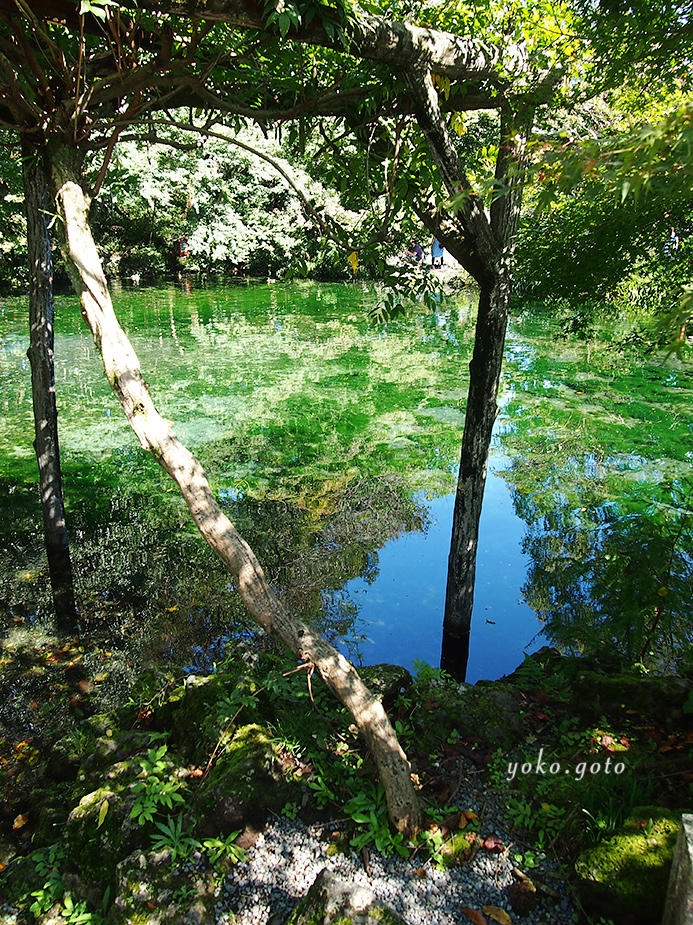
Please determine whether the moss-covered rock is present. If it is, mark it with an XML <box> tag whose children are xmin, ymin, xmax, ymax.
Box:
<box><xmin>65</xmin><ymin>786</ymin><xmax>136</xmax><ymax>895</ymax></box>
<box><xmin>65</xmin><ymin>740</ymin><xmax>188</xmax><ymax>894</ymax></box>
<box><xmin>357</xmin><ymin>665</ymin><xmax>412</xmax><ymax>713</ymax></box>
<box><xmin>411</xmin><ymin>677</ymin><xmax>522</xmax><ymax>751</ymax></box>
<box><xmin>571</xmin><ymin>671</ymin><xmax>691</xmax><ymax>720</ymax></box>
<box><xmin>285</xmin><ymin>868</ymin><xmax>407</xmax><ymax>925</ymax></box>
<box><xmin>109</xmin><ymin>848</ymin><xmax>216</xmax><ymax>924</ymax></box>
<box><xmin>195</xmin><ymin>723</ymin><xmax>297</xmax><ymax>836</ymax></box>
<box><xmin>575</xmin><ymin>806</ymin><xmax>683</xmax><ymax>923</ymax></box>
<box><xmin>164</xmin><ymin>673</ymin><xmax>268</xmax><ymax>760</ymax></box>
<box><xmin>437</xmin><ymin>830</ymin><xmax>474</xmax><ymax>867</ymax></box>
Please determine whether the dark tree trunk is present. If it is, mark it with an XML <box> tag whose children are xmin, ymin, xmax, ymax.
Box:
<box><xmin>441</xmin><ymin>275</ymin><xmax>510</xmax><ymax>677</ymax></box>
<box><xmin>437</xmin><ymin>107</ymin><xmax>533</xmax><ymax>678</ymax></box>
<box><xmin>23</xmin><ymin>142</ymin><xmax>78</xmax><ymax>630</ymax></box>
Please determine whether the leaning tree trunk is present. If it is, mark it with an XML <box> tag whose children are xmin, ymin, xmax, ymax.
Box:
<box><xmin>23</xmin><ymin>142</ymin><xmax>79</xmax><ymax>630</ymax></box>
<box><xmin>47</xmin><ymin>142</ymin><xmax>421</xmax><ymax>836</ymax></box>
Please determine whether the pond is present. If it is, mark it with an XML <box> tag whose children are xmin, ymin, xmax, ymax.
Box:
<box><xmin>1</xmin><ymin>280</ymin><xmax>693</xmax><ymax>719</ymax></box>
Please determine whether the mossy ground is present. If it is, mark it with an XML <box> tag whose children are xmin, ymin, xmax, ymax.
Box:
<box><xmin>1</xmin><ymin>648</ymin><xmax>692</xmax><ymax>924</ymax></box>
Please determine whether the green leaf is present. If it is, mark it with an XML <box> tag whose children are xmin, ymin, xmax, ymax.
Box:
<box><xmin>97</xmin><ymin>799</ymin><xmax>109</xmax><ymax>829</ymax></box>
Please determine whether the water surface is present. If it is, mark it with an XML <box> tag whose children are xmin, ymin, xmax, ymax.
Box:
<box><xmin>2</xmin><ymin>282</ymin><xmax>692</xmax><ymax>701</ymax></box>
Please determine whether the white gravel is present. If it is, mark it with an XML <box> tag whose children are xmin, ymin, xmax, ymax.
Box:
<box><xmin>215</xmin><ymin>764</ymin><xmax>579</xmax><ymax>925</ymax></box>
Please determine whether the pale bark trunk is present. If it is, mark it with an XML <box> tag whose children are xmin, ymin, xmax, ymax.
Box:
<box><xmin>47</xmin><ymin>143</ymin><xmax>421</xmax><ymax>836</ymax></box>
<box><xmin>23</xmin><ymin>141</ymin><xmax>79</xmax><ymax>630</ymax></box>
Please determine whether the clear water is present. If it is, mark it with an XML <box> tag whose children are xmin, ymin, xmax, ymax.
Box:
<box><xmin>2</xmin><ymin>280</ymin><xmax>692</xmax><ymax>693</ymax></box>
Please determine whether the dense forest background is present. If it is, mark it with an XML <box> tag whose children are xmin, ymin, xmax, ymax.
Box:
<box><xmin>1</xmin><ymin>82</ymin><xmax>692</xmax><ymax>348</ymax></box>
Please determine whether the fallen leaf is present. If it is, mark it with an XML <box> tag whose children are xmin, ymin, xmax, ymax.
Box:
<box><xmin>461</xmin><ymin>910</ymin><xmax>487</xmax><ymax>925</ymax></box>
<box><xmin>464</xmin><ymin>810</ymin><xmax>478</xmax><ymax>821</ymax></box>
<box><xmin>12</xmin><ymin>813</ymin><xmax>29</xmax><ymax>830</ymax></box>
<box><xmin>482</xmin><ymin>906</ymin><xmax>512</xmax><ymax>924</ymax></box>
<box><xmin>484</xmin><ymin>834</ymin><xmax>505</xmax><ymax>852</ymax></box>
<box><xmin>413</xmin><ymin>867</ymin><xmax>426</xmax><ymax>878</ymax></box>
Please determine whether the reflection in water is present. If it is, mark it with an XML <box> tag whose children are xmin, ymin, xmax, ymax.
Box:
<box><xmin>500</xmin><ymin>308</ymin><xmax>693</xmax><ymax>673</ymax></box>
<box><xmin>2</xmin><ymin>285</ymin><xmax>693</xmax><ymax>696</ymax></box>
<box><xmin>334</xmin><ymin>474</ymin><xmax>542</xmax><ymax>683</ymax></box>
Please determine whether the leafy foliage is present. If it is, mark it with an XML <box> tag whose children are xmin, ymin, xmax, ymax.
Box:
<box><xmin>129</xmin><ymin>745</ymin><xmax>185</xmax><ymax>825</ymax></box>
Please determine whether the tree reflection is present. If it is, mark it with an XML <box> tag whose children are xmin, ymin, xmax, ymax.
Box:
<box><xmin>508</xmin><ymin>458</ymin><xmax>693</xmax><ymax>672</ymax></box>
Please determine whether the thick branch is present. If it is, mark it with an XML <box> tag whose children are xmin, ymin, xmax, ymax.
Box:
<box><xmin>142</xmin><ymin>0</ymin><xmax>522</xmax><ymax>82</ymax></box>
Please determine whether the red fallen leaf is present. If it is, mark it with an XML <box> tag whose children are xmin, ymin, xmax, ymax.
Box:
<box><xmin>600</xmin><ymin>734</ymin><xmax>614</xmax><ymax>747</ymax></box>
<box><xmin>413</xmin><ymin>867</ymin><xmax>426</xmax><ymax>878</ymax></box>
<box><xmin>189</xmin><ymin>767</ymin><xmax>204</xmax><ymax>778</ymax></box>
<box><xmin>147</xmin><ymin>902</ymin><xmax>156</xmax><ymax>910</ymax></box>
<box><xmin>535</xmin><ymin>711</ymin><xmax>550</xmax><ymax>721</ymax></box>
<box><xmin>620</xmin><ymin>737</ymin><xmax>631</xmax><ymax>747</ymax></box>
<box><xmin>483</xmin><ymin>834</ymin><xmax>505</xmax><ymax>852</ymax></box>
<box><xmin>461</xmin><ymin>910</ymin><xmax>488</xmax><ymax>925</ymax></box>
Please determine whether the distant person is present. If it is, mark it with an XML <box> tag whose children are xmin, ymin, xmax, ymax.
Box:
<box><xmin>431</xmin><ymin>237</ymin><xmax>444</xmax><ymax>267</ymax></box>
<box><xmin>664</xmin><ymin>226</ymin><xmax>680</xmax><ymax>259</ymax></box>
<box><xmin>404</xmin><ymin>242</ymin><xmax>424</xmax><ymax>266</ymax></box>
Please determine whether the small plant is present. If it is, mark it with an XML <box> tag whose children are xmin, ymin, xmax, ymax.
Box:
<box><xmin>307</xmin><ymin>774</ymin><xmax>337</xmax><ymax>808</ymax></box>
<box><xmin>411</xmin><ymin>659</ymin><xmax>453</xmax><ymax>684</ymax></box>
<box><xmin>345</xmin><ymin>782</ymin><xmax>410</xmax><ymax>858</ymax></box>
<box><xmin>130</xmin><ymin>745</ymin><xmax>185</xmax><ymax>825</ymax></box>
<box><xmin>282</xmin><ymin>801</ymin><xmax>299</xmax><ymax>819</ymax></box>
<box><xmin>202</xmin><ymin>831</ymin><xmax>247</xmax><ymax>865</ymax></box>
<box><xmin>29</xmin><ymin>845</ymin><xmax>105</xmax><ymax>923</ymax></box>
<box><xmin>394</xmin><ymin>718</ymin><xmax>415</xmax><ymax>749</ymax></box>
<box><xmin>506</xmin><ymin>795</ymin><xmax>565</xmax><ymax>848</ymax></box>
<box><xmin>216</xmin><ymin>685</ymin><xmax>258</xmax><ymax>727</ymax></box>
<box><xmin>513</xmin><ymin>849</ymin><xmax>540</xmax><ymax>869</ymax></box>
<box><xmin>150</xmin><ymin>814</ymin><xmax>200</xmax><ymax>862</ymax></box>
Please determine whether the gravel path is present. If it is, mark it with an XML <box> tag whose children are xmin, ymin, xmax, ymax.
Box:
<box><xmin>215</xmin><ymin>761</ymin><xmax>579</xmax><ymax>925</ymax></box>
